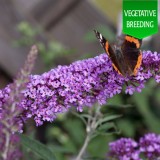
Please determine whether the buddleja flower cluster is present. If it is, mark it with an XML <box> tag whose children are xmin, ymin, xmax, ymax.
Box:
<box><xmin>108</xmin><ymin>133</ymin><xmax>160</xmax><ymax>160</ymax></box>
<box><xmin>0</xmin><ymin>50</ymin><xmax>160</xmax><ymax>126</ymax></box>
<box><xmin>0</xmin><ymin>46</ymin><xmax>38</xmax><ymax>160</ymax></box>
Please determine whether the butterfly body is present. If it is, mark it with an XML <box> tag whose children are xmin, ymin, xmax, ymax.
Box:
<box><xmin>94</xmin><ymin>30</ymin><xmax>142</xmax><ymax>77</ymax></box>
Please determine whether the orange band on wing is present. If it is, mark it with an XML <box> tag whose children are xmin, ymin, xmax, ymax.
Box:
<box><xmin>125</xmin><ymin>36</ymin><xmax>140</xmax><ymax>48</ymax></box>
<box><xmin>133</xmin><ymin>52</ymin><xmax>142</xmax><ymax>76</ymax></box>
<box><xmin>105</xmin><ymin>41</ymin><xmax>110</xmax><ymax>56</ymax></box>
<box><xmin>112</xmin><ymin>63</ymin><xmax>122</xmax><ymax>75</ymax></box>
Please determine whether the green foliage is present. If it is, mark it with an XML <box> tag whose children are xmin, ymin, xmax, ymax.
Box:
<box><xmin>88</xmin><ymin>135</ymin><xmax>109</xmax><ymax>158</ymax></box>
<box><xmin>20</xmin><ymin>79</ymin><xmax>160</xmax><ymax>159</ymax></box>
<box><xmin>14</xmin><ymin>21</ymin><xmax>74</xmax><ymax>68</ymax></box>
<box><xmin>14</xmin><ymin>21</ymin><xmax>160</xmax><ymax>160</ymax></box>
<box><xmin>20</xmin><ymin>134</ymin><xmax>56</xmax><ymax>160</ymax></box>
<box><xmin>37</xmin><ymin>41</ymin><xmax>74</xmax><ymax>68</ymax></box>
<box><xmin>14</xmin><ymin>22</ymin><xmax>39</xmax><ymax>46</ymax></box>
<box><xmin>133</xmin><ymin>80</ymin><xmax>160</xmax><ymax>133</ymax></box>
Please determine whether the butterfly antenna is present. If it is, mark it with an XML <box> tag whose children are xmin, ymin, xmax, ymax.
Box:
<box><xmin>94</xmin><ymin>30</ymin><xmax>106</xmax><ymax>50</ymax></box>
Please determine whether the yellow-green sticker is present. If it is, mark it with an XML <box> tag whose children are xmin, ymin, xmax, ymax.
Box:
<box><xmin>123</xmin><ymin>0</ymin><xmax>158</xmax><ymax>39</ymax></box>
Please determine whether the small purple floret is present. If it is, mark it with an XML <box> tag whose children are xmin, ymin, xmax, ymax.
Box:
<box><xmin>108</xmin><ymin>133</ymin><xmax>160</xmax><ymax>160</ymax></box>
<box><xmin>108</xmin><ymin>138</ymin><xmax>141</xmax><ymax>160</ymax></box>
<box><xmin>139</xmin><ymin>133</ymin><xmax>160</xmax><ymax>159</ymax></box>
<box><xmin>0</xmin><ymin>50</ymin><xmax>159</xmax><ymax>126</ymax></box>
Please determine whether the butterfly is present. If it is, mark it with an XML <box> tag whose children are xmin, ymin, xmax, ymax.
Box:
<box><xmin>94</xmin><ymin>30</ymin><xmax>142</xmax><ymax>77</ymax></box>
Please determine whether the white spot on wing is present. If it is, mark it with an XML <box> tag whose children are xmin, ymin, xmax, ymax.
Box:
<box><xmin>100</xmin><ymin>34</ymin><xmax>103</xmax><ymax>40</ymax></box>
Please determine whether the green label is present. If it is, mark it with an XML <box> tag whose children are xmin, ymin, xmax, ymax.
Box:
<box><xmin>123</xmin><ymin>0</ymin><xmax>158</xmax><ymax>39</ymax></box>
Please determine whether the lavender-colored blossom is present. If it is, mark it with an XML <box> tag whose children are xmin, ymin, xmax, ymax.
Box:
<box><xmin>139</xmin><ymin>133</ymin><xmax>160</xmax><ymax>160</ymax></box>
<box><xmin>125</xmin><ymin>85</ymin><xmax>136</xmax><ymax>95</ymax></box>
<box><xmin>21</xmin><ymin>50</ymin><xmax>159</xmax><ymax>126</ymax></box>
<box><xmin>108</xmin><ymin>138</ymin><xmax>141</xmax><ymax>160</ymax></box>
<box><xmin>0</xmin><ymin>46</ymin><xmax>38</xmax><ymax>160</ymax></box>
<box><xmin>20</xmin><ymin>53</ymin><xmax>125</xmax><ymax>125</ymax></box>
<box><xmin>155</xmin><ymin>75</ymin><xmax>160</xmax><ymax>83</ymax></box>
<box><xmin>0</xmin><ymin>50</ymin><xmax>160</xmax><ymax>126</ymax></box>
<box><xmin>108</xmin><ymin>133</ymin><xmax>160</xmax><ymax>160</ymax></box>
<box><xmin>0</xmin><ymin>48</ymin><xmax>159</xmax><ymax>159</ymax></box>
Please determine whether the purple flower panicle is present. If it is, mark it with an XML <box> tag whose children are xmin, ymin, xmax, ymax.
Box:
<box><xmin>21</xmin><ymin>50</ymin><xmax>159</xmax><ymax>125</ymax></box>
<box><xmin>108</xmin><ymin>138</ymin><xmax>141</xmax><ymax>160</ymax></box>
<box><xmin>108</xmin><ymin>133</ymin><xmax>160</xmax><ymax>160</ymax></box>
<box><xmin>0</xmin><ymin>50</ymin><xmax>160</xmax><ymax>126</ymax></box>
<box><xmin>0</xmin><ymin>48</ymin><xmax>159</xmax><ymax>159</ymax></box>
<box><xmin>0</xmin><ymin>46</ymin><xmax>38</xmax><ymax>160</ymax></box>
<box><xmin>21</xmin><ymin>53</ymin><xmax>124</xmax><ymax>125</ymax></box>
<box><xmin>139</xmin><ymin>133</ymin><xmax>160</xmax><ymax>159</ymax></box>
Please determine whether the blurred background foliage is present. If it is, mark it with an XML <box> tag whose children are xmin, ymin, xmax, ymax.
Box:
<box><xmin>13</xmin><ymin>21</ymin><xmax>75</xmax><ymax>69</ymax></box>
<box><xmin>0</xmin><ymin>0</ymin><xmax>159</xmax><ymax>159</ymax></box>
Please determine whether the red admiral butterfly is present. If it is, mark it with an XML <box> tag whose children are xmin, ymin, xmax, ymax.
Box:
<box><xmin>94</xmin><ymin>30</ymin><xmax>142</xmax><ymax>77</ymax></box>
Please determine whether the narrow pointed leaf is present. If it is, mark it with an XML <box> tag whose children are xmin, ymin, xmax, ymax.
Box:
<box><xmin>20</xmin><ymin>134</ymin><xmax>56</xmax><ymax>160</ymax></box>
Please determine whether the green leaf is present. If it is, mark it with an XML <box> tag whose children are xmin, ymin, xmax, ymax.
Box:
<box><xmin>88</xmin><ymin>135</ymin><xmax>109</xmax><ymax>158</ymax></box>
<box><xmin>20</xmin><ymin>134</ymin><xmax>57</xmax><ymax>160</ymax></box>
<box><xmin>117</xmin><ymin>119</ymin><xmax>135</xmax><ymax>137</ymax></box>
<box><xmin>48</xmin><ymin>144</ymin><xmax>75</xmax><ymax>154</ymax></box>
<box><xmin>92</xmin><ymin>122</ymin><xmax>120</xmax><ymax>138</ymax></box>
<box><xmin>97</xmin><ymin>122</ymin><xmax>116</xmax><ymax>131</ymax></box>
<box><xmin>95</xmin><ymin>114</ymin><xmax>121</xmax><ymax>128</ymax></box>
<box><xmin>133</xmin><ymin>87</ymin><xmax>160</xmax><ymax>133</ymax></box>
<box><xmin>64</xmin><ymin>118</ymin><xmax>85</xmax><ymax>146</ymax></box>
<box><xmin>71</xmin><ymin>111</ymin><xmax>88</xmax><ymax>125</ymax></box>
<box><xmin>17</xmin><ymin>21</ymin><xmax>37</xmax><ymax>37</ymax></box>
<box><xmin>106</xmin><ymin>104</ymin><xmax>133</xmax><ymax>108</ymax></box>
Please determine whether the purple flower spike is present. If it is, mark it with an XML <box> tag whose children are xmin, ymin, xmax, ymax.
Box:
<box><xmin>108</xmin><ymin>138</ymin><xmax>141</xmax><ymax>160</ymax></box>
<box><xmin>125</xmin><ymin>85</ymin><xmax>136</xmax><ymax>95</ymax></box>
<box><xmin>20</xmin><ymin>54</ymin><xmax>126</xmax><ymax>126</ymax></box>
<box><xmin>108</xmin><ymin>133</ymin><xmax>160</xmax><ymax>160</ymax></box>
<box><xmin>0</xmin><ymin>50</ymin><xmax>160</xmax><ymax>126</ymax></box>
<box><xmin>0</xmin><ymin>46</ymin><xmax>38</xmax><ymax>160</ymax></box>
<box><xmin>139</xmin><ymin>133</ymin><xmax>160</xmax><ymax>160</ymax></box>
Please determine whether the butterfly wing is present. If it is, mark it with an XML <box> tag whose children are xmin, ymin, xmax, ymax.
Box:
<box><xmin>94</xmin><ymin>30</ymin><xmax>111</xmax><ymax>57</ymax></box>
<box><xmin>121</xmin><ymin>35</ymin><xmax>142</xmax><ymax>76</ymax></box>
<box><xmin>94</xmin><ymin>30</ymin><xmax>123</xmax><ymax>75</ymax></box>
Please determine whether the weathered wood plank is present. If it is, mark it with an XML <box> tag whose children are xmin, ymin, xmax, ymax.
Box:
<box><xmin>31</xmin><ymin>0</ymin><xmax>116</xmax><ymax>56</ymax></box>
<box><xmin>0</xmin><ymin>38</ymin><xmax>44</xmax><ymax>77</ymax></box>
<box><xmin>32</xmin><ymin>0</ymin><xmax>82</xmax><ymax>30</ymax></box>
<box><xmin>0</xmin><ymin>0</ymin><xmax>116</xmax><ymax>77</ymax></box>
<box><xmin>45</xmin><ymin>0</ymin><xmax>116</xmax><ymax>55</ymax></box>
<box><xmin>0</xmin><ymin>0</ymin><xmax>45</xmax><ymax>77</ymax></box>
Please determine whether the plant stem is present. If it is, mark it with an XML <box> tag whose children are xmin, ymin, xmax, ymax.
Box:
<box><xmin>75</xmin><ymin>134</ymin><xmax>90</xmax><ymax>160</ymax></box>
<box><xmin>75</xmin><ymin>105</ymin><xmax>102</xmax><ymax>160</ymax></box>
<box><xmin>1</xmin><ymin>131</ymin><xmax>10</xmax><ymax>159</ymax></box>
